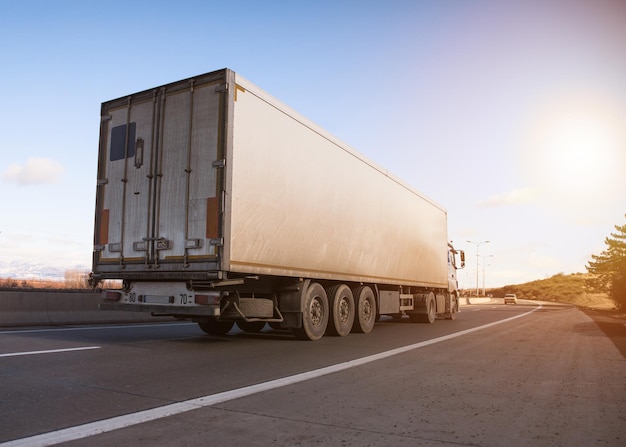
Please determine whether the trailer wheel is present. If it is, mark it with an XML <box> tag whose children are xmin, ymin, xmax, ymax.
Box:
<box><xmin>326</xmin><ymin>284</ymin><xmax>355</xmax><ymax>337</ymax></box>
<box><xmin>198</xmin><ymin>318</ymin><xmax>234</xmax><ymax>335</ymax></box>
<box><xmin>351</xmin><ymin>286</ymin><xmax>376</xmax><ymax>334</ymax></box>
<box><xmin>445</xmin><ymin>294</ymin><xmax>458</xmax><ymax>320</ymax></box>
<box><xmin>236</xmin><ymin>321</ymin><xmax>266</xmax><ymax>333</ymax></box>
<box><xmin>291</xmin><ymin>282</ymin><xmax>329</xmax><ymax>341</ymax></box>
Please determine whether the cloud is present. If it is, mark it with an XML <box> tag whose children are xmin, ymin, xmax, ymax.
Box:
<box><xmin>2</xmin><ymin>157</ymin><xmax>64</xmax><ymax>185</ymax></box>
<box><xmin>478</xmin><ymin>188</ymin><xmax>536</xmax><ymax>207</ymax></box>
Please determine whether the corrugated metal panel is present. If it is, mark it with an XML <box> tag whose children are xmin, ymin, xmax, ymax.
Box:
<box><xmin>93</xmin><ymin>71</ymin><xmax>226</xmax><ymax>276</ymax></box>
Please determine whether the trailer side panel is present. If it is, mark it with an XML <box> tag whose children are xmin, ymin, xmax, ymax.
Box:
<box><xmin>224</xmin><ymin>75</ymin><xmax>448</xmax><ymax>288</ymax></box>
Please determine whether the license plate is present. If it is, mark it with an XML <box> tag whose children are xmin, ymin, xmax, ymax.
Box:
<box><xmin>142</xmin><ymin>295</ymin><xmax>173</xmax><ymax>304</ymax></box>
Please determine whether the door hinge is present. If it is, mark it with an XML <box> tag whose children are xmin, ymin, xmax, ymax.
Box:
<box><xmin>209</xmin><ymin>238</ymin><xmax>224</xmax><ymax>247</ymax></box>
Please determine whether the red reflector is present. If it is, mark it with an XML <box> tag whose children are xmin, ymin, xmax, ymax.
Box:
<box><xmin>102</xmin><ymin>291</ymin><xmax>122</xmax><ymax>301</ymax></box>
<box><xmin>195</xmin><ymin>293</ymin><xmax>220</xmax><ymax>305</ymax></box>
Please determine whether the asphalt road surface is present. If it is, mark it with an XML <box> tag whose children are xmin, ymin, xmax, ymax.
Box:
<box><xmin>1</xmin><ymin>300</ymin><xmax>624</xmax><ymax>446</ymax></box>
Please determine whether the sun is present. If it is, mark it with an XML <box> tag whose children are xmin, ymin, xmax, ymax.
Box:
<box><xmin>520</xmin><ymin>93</ymin><xmax>626</xmax><ymax>218</ymax></box>
<box><xmin>539</xmin><ymin>111</ymin><xmax>618</xmax><ymax>191</ymax></box>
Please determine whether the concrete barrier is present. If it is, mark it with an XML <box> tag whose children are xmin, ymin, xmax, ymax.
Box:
<box><xmin>0</xmin><ymin>290</ymin><xmax>174</xmax><ymax>327</ymax></box>
<box><xmin>0</xmin><ymin>290</ymin><xmax>494</xmax><ymax>328</ymax></box>
<box><xmin>460</xmin><ymin>297</ymin><xmax>492</xmax><ymax>305</ymax></box>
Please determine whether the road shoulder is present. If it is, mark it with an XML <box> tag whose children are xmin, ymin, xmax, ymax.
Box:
<box><xmin>581</xmin><ymin>307</ymin><xmax>626</xmax><ymax>359</ymax></box>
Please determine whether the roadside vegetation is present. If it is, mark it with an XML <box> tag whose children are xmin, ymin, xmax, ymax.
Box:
<box><xmin>585</xmin><ymin>215</ymin><xmax>626</xmax><ymax>310</ymax></box>
<box><xmin>0</xmin><ymin>270</ymin><xmax>119</xmax><ymax>291</ymax></box>
<box><xmin>488</xmin><ymin>273</ymin><xmax>616</xmax><ymax>310</ymax></box>
<box><xmin>490</xmin><ymin>215</ymin><xmax>625</xmax><ymax>311</ymax></box>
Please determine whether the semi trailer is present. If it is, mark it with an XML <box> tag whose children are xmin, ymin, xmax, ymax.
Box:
<box><xmin>91</xmin><ymin>68</ymin><xmax>465</xmax><ymax>341</ymax></box>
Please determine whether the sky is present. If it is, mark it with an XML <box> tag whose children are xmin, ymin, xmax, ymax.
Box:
<box><xmin>1</xmin><ymin>0</ymin><xmax>625</xmax><ymax>288</ymax></box>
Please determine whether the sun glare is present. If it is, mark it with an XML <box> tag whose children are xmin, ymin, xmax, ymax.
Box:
<box><xmin>520</xmin><ymin>93</ymin><xmax>626</xmax><ymax>218</ymax></box>
<box><xmin>545</xmin><ymin>113</ymin><xmax>618</xmax><ymax>188</ymax></box>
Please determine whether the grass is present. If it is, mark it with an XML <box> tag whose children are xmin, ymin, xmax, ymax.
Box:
<box><xmin>0</xmin><ymin>275</ymin><xmax>120</xmax><ymax>291</ymax></box>
<box><xmin>0</xmin><ymin>277</ymin><xmax>85</xmax><ymax>290</ymax></box>
<box><xmin>489</xmin><ymin>273</ymin><xmax>616</xmax><ymax>310</ymax></box>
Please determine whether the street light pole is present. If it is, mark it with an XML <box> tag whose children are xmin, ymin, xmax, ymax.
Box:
<box><xmin>481</xmin><ymin>254</ymin><xmax>493</xmax><ymax>296</ymax></box>
<box><xmin>467</xmin><ymin>240</ymin><xmax>490</xmax><ymax>297</ymax></box>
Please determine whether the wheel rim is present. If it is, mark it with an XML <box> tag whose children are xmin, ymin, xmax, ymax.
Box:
<box><xmin>310</xmin><ymin>296</ymin><xmax>323</xmax><ymax>328</ymax></box>
<box><xmin>339</xmin><ymin>297</ymin><xmax>351</xmax><ymax>324</ymax></box>
<box><xmin>362</xmin><ymin>298</ymin><xmax>373</xmax><ymax>323</ymax></box>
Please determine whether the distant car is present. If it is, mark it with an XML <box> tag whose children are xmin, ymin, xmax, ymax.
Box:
<box><xmin>504</xmin><ymin>293</ymin><xmax>518</xmax><ymax>305</ymax></box>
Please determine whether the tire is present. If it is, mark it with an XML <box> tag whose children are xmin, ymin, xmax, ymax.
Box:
<box><xmin>291</xmin><ymin>282</ymin><xmax>329</xmax><ymax>341</ymax></box>
<box><xmin>236</xmin><ymin>320</ymin><xmax>266</xmax><ymax>333</ymax></box>
<box><xmin>445</xmin><ymin>294</ymin><xmax>458</xmax><ymax>320</ymax></box>
<box><xmin>409</xmin><ymin>292</ymin><xmax>436</xmax><ymax>324</ymax></box>
<box><xmin>351</xmin><ymin>286</ymin><xmax>376</xmax><ymax>334</ymax></box>
<box><xmin>326</xmin><ymin>284</ymin><xmax>355</xmax><ymax>337</ymax></box>
<box><xmin>198</xmin><ymin>318</ymin><xmax>234</xmax><ymax>335</ymax></box>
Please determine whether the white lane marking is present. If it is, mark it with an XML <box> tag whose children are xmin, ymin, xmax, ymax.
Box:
<box><xmin>0</xmin><ymin>323</ymin><xmax>194</xmax><ymax>335</ymax></box>
<box><xmin>1</xmin><ymin>304</ymin><xmax>541</xmax><ymax>447</ymax></box>
<box><xmin>0</xmin><ymin>346</ymin><xmax>101</xmax><ymax>358</ymax></box>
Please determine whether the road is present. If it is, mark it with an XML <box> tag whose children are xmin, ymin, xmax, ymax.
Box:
<box><xmin>1</xmin><ymin>300</ymin><xmax>624</xmax><ymax>446</ymax></box>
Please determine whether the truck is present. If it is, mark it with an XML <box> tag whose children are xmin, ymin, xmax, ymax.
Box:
<box><xmin>91</xmin><ymin>68</ymin><xmax>465</xmax><ymax>341</ymax></box>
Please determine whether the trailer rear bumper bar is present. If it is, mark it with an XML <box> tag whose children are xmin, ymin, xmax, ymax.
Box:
<box><xmin>99</xmin><ymin>302</ymin><xmax>219</xmax><ymax>317</ymax></box>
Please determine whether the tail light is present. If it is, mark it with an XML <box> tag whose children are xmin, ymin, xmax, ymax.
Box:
<box><xmin>195</xmin><ymin>292</ymin><xmax>220</xmax><ymax>305</ymax></box>
<box><xmin>102</xmin><ymin>290</ymin><xmax>122</xmax><ymax>301</ymax></box>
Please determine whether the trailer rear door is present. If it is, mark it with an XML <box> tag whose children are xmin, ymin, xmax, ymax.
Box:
<box><xmin>93</xmin><ymin>73</ymin><xmax>226</xmax><ymax>277</ymax></box>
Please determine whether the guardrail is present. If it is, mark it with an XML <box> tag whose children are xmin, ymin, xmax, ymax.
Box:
<box><xmin>0</xmin><ymin>290</ymin><xmax>173</xmax><ymax>327</ymax></box>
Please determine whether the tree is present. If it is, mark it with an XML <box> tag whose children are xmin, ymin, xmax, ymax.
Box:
<box><xmin>64</xmin><ymin>270</ymin><xmax>89</xmax><ymax>289</ymax></box>
<box><xmin>586</xmin><ymin>215</ymin><xmax>626</xmax><ymax>309</ymax></box>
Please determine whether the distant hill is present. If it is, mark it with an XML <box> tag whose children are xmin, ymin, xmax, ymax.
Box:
<box><xmin>488</xmin><ymin>273</ymin><xmax>615</xmax><ymax>309</ymax></box>
<box><xmin>0</xmin><ymin>260</ymin><xmax>89</xmax><ymax>282</ymax></box>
